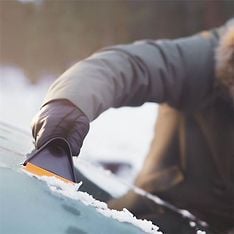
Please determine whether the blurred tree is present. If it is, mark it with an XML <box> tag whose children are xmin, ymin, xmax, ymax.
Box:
<box><xmin>0</xmin><ymin>0</ymin><xmax>233</xmax><ymax>83</ymax></box>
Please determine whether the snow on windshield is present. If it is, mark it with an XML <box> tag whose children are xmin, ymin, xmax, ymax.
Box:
<box><xmin>30</xmin><ymin>173</ymin><xmax>162</xmax><ymax>234</ymax></box>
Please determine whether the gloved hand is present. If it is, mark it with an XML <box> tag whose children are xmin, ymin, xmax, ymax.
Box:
<box><xmin>32</xmin><ymin>100</ymin><xmax>90</xmax><ymax>156</ymax></box>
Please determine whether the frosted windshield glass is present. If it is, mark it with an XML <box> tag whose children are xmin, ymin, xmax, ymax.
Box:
<box><xmin>0</xmin><ymin>168</ymin><xmax>145</xmax><ymax>234</ymax></box>
<box><xmin>0</xmin><ymin>122</ymin><xmax>160</xmax><ymax>234</ymax></box>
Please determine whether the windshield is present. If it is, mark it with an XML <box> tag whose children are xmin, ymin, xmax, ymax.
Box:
<box><xmin>0</xmin><ymin>122</ymin><xmax>161</xmax><ymax>234</ymax></box>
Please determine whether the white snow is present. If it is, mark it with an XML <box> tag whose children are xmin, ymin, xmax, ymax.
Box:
<box><xmin>0</xmin><ymin>162</ymin><xmax>8</xmax><ymax>168</ymax></box>
<box><xmin>189</xmin><ymin>221</ymin><xmax>196</xmax><ymax>227</ymax></box>
<box><xmin>34</xmin><ymin>174</ymin><xmax>162</xmax><ymax>234</ymax></box>
<box><xmin>75</xmin><ymin>158</ymin><xmax>129</xmax><ymax>197</ymax></box>
<box><xmin>196</xmin><ymin>231</ymin><xmax>206</xmax><ymax>234</ymax></box>
<box><xmin>0</xmin><ymin>66</ymin><xmax>53</xmax><ymax>131</ymax></box>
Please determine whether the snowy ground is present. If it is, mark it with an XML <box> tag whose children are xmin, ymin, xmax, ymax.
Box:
<box><xmin>0</xmin><ymin>66</ymin><xmax>158</xmax><ymax>182</ymax></box>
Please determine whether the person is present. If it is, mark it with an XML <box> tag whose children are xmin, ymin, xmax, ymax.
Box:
<box><xmin>31</xmin><ymin>18</ymin><xmax>234</xmax><ymax>233</ymax></box>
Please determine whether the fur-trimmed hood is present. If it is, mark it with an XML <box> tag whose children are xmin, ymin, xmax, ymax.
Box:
<box><xmin>216</xmin><ymin>19</ymin><xmax>234</xmax><ymax>87</ymax></box>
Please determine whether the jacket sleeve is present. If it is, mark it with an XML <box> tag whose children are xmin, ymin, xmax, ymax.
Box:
<box><xmin>42</xmin><ymin>32</ymin><xmax>218</xmax><ymax>121</ymax></box>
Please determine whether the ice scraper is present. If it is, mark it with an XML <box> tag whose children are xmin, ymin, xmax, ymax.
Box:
<box><xmin>23</xmin><ymin>137</ymin><xmax>77</xmax><ymax>184</ymax></box>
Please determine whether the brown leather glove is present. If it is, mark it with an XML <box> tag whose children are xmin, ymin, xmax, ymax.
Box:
<box><xmin>32</xmin><ymin>100</ymin><xmax>90</xmax><ymax>156</ymax></box>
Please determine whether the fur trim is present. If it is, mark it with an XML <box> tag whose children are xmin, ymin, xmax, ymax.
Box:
<box><xmin>216</xmin><ymin>21</ymin><xmax>234</xmax><ymax>87</ymax></box>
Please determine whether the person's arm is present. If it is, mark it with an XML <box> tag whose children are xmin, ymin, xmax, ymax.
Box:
<box><xmin>32</xmin><ymin>29</ymin><xmax>220</xmax><ymax>155</ymax></box>
<box><xmin>42</xmin><ymin>32</ymin><xmax>218</xmax><ymax>121</ymax></box>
